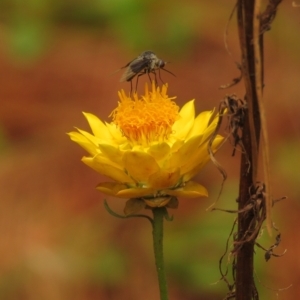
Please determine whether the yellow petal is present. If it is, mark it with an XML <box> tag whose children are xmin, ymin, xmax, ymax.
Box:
<box><xmin>68</xmin><ymin>131</ymin><xmax>98</xmax><ymax>156</ymax></box>
<box><xmin>83</xmin><ymin>112</ymin><xmax>112</xmax><ymax>140</ymax></box>
<box><xmin>92</xmin><ymin>153</ymin><xmax>123</xmax><ymax>170</ymax></box>
<box><xmin>210</xmin><ymin>134</ymin><xmax>224</xmax><ymax>152</ymax></box>
<box><xmin>201</xmin><ymin>114</ymin><xmax>220</xmax><ymax>143</ymax></box>
<box><xmin>96</xmin><ymin>182</ymin><xmax>128</xmax><ymax>196</ymax></box>
<box><xmin>179</xmin><ymin>100</ymin><xmax>195</xmax><ymax>120</ymax></box>
<box><xmin>148</xmin><ymin>168</ymin><xmax>181</xmax><ymax>189</ymax></box>
<box><xmin>123</xmin><ymin>150</ymin><xmax>160</xmax><ymax>182</ymax></box>
<box><xmin>170</xmin><ymin>140</ymin><xmax>184</xmax><ymax>152</ymax></box>
<box><xmin>83</xmin><ymin>156</ymin><xmax>134</xmax><ymax>183</ymax></box>
<box><xmin>147</xmin><ymin>142</ymin><xmax>171</xmax><ymax>161</ymax></box>
<box><xmin>162</xmin><ymin>181</ymin><xmax>208</xmax><ymax>198</ymax></box>
<box><xmin>182</xmin><ymin>135</ymin><xmax>224</xmax><ymax>181</ymax></box>
<box><xmin>105</xmin><ymin>122</ymin><xmax>127</xmax><ymax>144</ymax></box>
<box><xmin>174</xmin><ymin>135</ymin><xmax>203</xmax><ymax>164</ymax></box>
<box><xmin>180</xmin><ymin>142</ymin><xmax>209</xmax><ymax>176</ymax></box>
<box><xmin>75</xmin><ymin>128</ymin><xmax>101</xmax><ymax>145</ymax></box>
<box><xmin>172</xmin><ymin>100</ymin><xmax>195</xmax><ymax>139</ymax></box>
<box><xmin>98</xmin><ymin>143</ymin><xmax>124</xmax><ymax>166</ymax></box>
<box><xmin>186</xmin><ymin>110</ymin><xmax>214</xmax><ymax>139</ymax></box>
<box><xmin>161</xmin><ymin>135</ymin><xmax>202</xmax><ymax>172</ymax></box>
<box><xmin>117</xmin><ymin>187</ymin><xmax>156</xmax><ymax>198</ymax></box>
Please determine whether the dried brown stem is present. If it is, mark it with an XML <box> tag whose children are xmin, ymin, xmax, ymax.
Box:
<box><xmin>236</xmin><ymin>0</ymin><xmax>262</xmax><ymax>299</ymax></box>
<box><xmin>235</xmin><ymin>0</ymin><xmax>282</xmax><ymax>299</ymax></box>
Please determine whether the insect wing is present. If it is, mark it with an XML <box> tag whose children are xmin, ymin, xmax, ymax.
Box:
<box><xmin>120</xmin><ymin>56</ymin><xmax>149</xmax><ymax>82</ymax></box>
<box><xmin>130</xmin><ymin>56</ymin><xmax>149</xmax><ymax>73</ymax></box>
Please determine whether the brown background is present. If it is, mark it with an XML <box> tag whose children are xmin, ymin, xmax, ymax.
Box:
<box><xmin>0</xmin><ymin>1</ymin><xmax>299</xmax><ymax>299</ymax></box>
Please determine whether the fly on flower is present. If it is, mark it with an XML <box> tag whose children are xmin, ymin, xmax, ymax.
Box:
<box><xmin>119</xmin><ymin>51</ymin><xmax>175</xmax><ymax>92</ymax></box>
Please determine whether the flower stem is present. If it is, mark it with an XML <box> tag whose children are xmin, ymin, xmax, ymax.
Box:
<box><xmin>152</xmin><ymin>207</ymin><xmax>169</xmax><ymax>300</ymax></box>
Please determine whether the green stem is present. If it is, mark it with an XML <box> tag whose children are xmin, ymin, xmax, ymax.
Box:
<box><xmin>152</xmin><ymin>207</ymin><xmax>169</xmax><ymax>300</ymax></box>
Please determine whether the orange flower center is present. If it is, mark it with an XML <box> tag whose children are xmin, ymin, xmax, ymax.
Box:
<box><xmin>111</xmin><ymin>83</ymin><xmax>179</xmax><ymax>145</ymax></box>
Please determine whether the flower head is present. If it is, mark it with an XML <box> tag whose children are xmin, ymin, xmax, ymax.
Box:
<box><xmin>68</xmin><ymin>83</ymin><xmax>223</xmax><ymax>214</ymax></box>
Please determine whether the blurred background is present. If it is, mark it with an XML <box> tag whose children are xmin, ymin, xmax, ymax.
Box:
<box><xmin>0</xmin><ymin>0</ymin><xmax>299</xmax><ymax>299</ymax></box>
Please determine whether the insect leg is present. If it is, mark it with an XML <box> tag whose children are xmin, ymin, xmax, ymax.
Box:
<box><xmin>147</xmin><ymin>71</ymin><xmax>152</xmax><ymax>83</ymax></box>
<box><xmin>135</xmin><ymin>70</ymin><xmax>147</xmax><ymax>92</ymax></box>
<box><xmin>158</xmin><ymin>68</ymin><xmax>165</xmax><ymax>85</ymax></box>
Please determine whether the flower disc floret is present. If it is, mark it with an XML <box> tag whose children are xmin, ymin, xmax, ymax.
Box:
<box><xmin>111</xmin><ymin>83</ymin><xmax>179</xmax><ymax>146</ymax></box>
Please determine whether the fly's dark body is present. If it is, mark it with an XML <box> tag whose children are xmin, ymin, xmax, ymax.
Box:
<box><xmin>120</xmin><ymin>51</ymin><xmax>175</xmax><ymax>92</ymax></box>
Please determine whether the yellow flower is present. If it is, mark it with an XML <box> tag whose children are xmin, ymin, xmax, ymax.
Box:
<box><xmin>68</xmin><ymin>83</ymin><xmax>223</xmax><ymax>214</ymax></box>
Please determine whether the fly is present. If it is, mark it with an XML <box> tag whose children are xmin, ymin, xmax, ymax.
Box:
<box><xmin>119</xmin><ymin>51</ymin><xmax>175</xmax><ymax>92</ymax></box>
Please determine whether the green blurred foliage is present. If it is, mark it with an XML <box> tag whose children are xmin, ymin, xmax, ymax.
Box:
<box><xmin>268</xmin><ymin>8</ymin><xmax>300</xmax><ymax>58</ymax></box>
<box><xmin>0</xmin><ymin>0</ymin><xmax>200</xmax><ymax>60</ymax></box>
<box><xmin>165</xmin><ymin>213</ymin><xmax>233</xmax><ymax>295</ymax></box>
<box><xmin>274</xmin><ymin>140</ymin><xmax>300</xmax><ymax>196</ymax></box>
<box><xmin>1</xmin><ymin>0</ymin><xmax>53</xmax><ymax>60</ymax></box>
